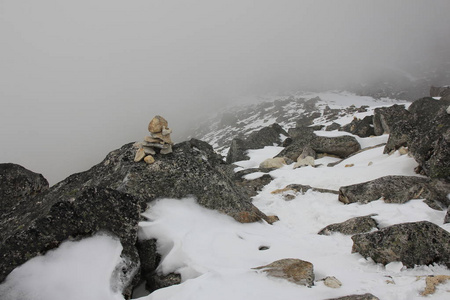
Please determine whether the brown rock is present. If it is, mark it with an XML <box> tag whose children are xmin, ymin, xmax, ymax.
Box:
<box><xmin>144</xmin><ymin>136</ymin><xmax>164</xmax><ymax>144</ymax></box>
<box><xmin>151</xmin><ymin>132</ymin><xmax>173</xmax><ymax>144</ymax></box>
<box><xmin>148</xmin><ymin>115</ymin><xmax>169</xmax><ymax>133</ymax></box>
<box><xmin>421</xmin><ymin>275</ymin><xmax>450</xmax><ymax>296</ymax></box>
<box><xmin>144</xmin><ymin>155</ymin><xmax>155</xmax><ymax>164</ymax></box>
<box><xmin>253</xmin><ymin>258</ymin><xmax>315</xmax><ymax>287</ymax></box>
<box><xmin>134</xmin><ymin>148</ymin><xmax>146</xmax><ymax>162</ymax></box>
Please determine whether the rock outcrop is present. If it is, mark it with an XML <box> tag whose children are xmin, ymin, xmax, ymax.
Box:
<box><xmin>430</xmin><ymin>85</ymin><xmax>450</xmax><ymax>98</ymax></box>
<box><xmin>253</xmin><ymin>258</ymin><xmax>315</xmax><ymax>287</ymax></box>
<box><xmin>341</xmin><ymin>116</ymin><xmax>375</xmax><ymax>137</ymax></box>
<box><xmin>0</xmin><ymin>163</ymin><xmax>49</xmax><ymax>215</ymax></box>
<box><xmin>338</xmin><ymin>175</ymin><xmax>450</xmax><ymax>210</ymax></box>
<box><xmin>277</xmin><ymin>128</ymin><xmax>361</xmax><ymax>161</ymax></box>
<box><xmin>351</xmin><ymin>221</ymin><xmax>450</xmax><ymax>268</ymax></box>
<box><xmin>226</xmin><ymin>123</ymin><xmax>288</xmax><ymax>163</ymax></box>
<box><xmin>318</xmin><ymin>215</ymin><xmax>378</xmax><ymax>235</ymax></box>
<box><xmin>382</xmin><ymin>98</ymin><xmax>450</xmax><ymax>178</ymax></box>
<box><xmin>0</xmin><ymin>187</ymin><xmax>141</xmax><ymax>297</ymax></box>
<box><xmin>373</xmin><ymin>104</ymin><xmax>409</xmax><ymax>136</ymax></box>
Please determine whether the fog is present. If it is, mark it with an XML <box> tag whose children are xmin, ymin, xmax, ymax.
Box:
<box><xmin>1</xmin><ymin>0</ymin><xmax>449</xmax><ymax>184</ymax></box>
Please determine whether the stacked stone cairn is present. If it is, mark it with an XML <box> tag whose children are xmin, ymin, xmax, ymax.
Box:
<box><xmin>134</xmin><ymin>115</ymin><xmax>173</xmax><ymax>164</ymax></box>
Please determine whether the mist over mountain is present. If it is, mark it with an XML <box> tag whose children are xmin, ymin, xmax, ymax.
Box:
<box><xmin>1</xmin><ymin>0</ymin><xmax>449</xmax><ymax>184</ymax></box>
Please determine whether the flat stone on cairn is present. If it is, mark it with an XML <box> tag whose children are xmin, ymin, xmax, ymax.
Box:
<box><xmin>135</xmin><ymin>115</ymin><xmax>174</xmax><ymax>163</ymax></box>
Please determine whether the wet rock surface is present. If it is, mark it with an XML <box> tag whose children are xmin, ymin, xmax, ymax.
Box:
<box><xmin>351</xmin><ymin>221</ymin><xmax>450</xmax><ymax>268</ymax></box>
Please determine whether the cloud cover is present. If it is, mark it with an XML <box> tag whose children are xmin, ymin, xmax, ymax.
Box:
<box><xmin>1</xmin><ymin>0</ymin><xmax>449</xmax><ymax>184</ymax></box>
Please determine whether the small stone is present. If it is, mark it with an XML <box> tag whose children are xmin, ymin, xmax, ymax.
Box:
<box><xmin>447</xmin><ymin>105</ymin><xmax>450</xmax><ymax>115</ymax></box>
<box><xmin>421</xmin><ymin>275</ymin><xmax>450</xmax><ymax>296</ymax></box>
<box><xmin>345</xmin><ymin>164</ymin><xmax>354</xmax><ymax>168</ymax></box>
<box><xmin>253</xmin><ymin>258</ymin><xmax>315</xmax><ymax>287</ymax></box>
<box><xmin>323</xmin><ymin>276</ymin><xmax>342</xmax><ymax>288</ymax></box>
<box><xmin>162</xmin><ymin>127</ymin><xmax>172</xmax><ymax>136</ymax></box>
<box><xmin>151</xmin><ymin>132</ymin><xmax>173</xmax><ymax>144</ymax></box>
<box><xmin>265</xmin><ymin>215</ymin><xmax>279</xmax><ymax>224</ymax></box>
<box><xmin>148</xmin><ymin>115</ymin><xmax>168</xmax><ymax>133</ymax></box>
<box><xmin>160</xmin><ymin>144</ymin><xmax>173</xmax><ymax>155</ymax></box>
<box><xmin>398</xmin><ymin>146</ymin><xmax>408</xmax><ymax>155</ymax></box>
<box><xmin>144</xmin><ymin>155</ymin><xmax>155</xmax><ymax>164</ymax></box>
<box><xmin>143</xmin><ymin>146</ymin><xmax>156</xmax><ymax>155</ymax></box>
<box><xmin>368</xmin><ymin>161</ymin><xmax>373</xmax><ymax>166</ymax></box>
<box><xmin>144</xmin><ymin>136</ymin><xmax>164</xmax><ymax>144</ymax></box>
<box><xmin>134</xmin><ymin>148</ymin><xmax>146</xmax><ymax>162</ymax></box>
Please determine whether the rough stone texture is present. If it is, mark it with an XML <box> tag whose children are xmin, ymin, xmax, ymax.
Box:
<box><xmin>259</xmin><ymin>157</ymin><xmax>286</xmax><ymax>169</ymax></box>
<box><xmin>148</xmin><ymin>115</ymin><xmax>168</xmax><ymax>133</ymax></box>
<box><xmin>341</xmin><ymin>115</ymin><xmax>375</xmax><ymax>137</ymax></box>
<box><xmin>338</xmin><ymin>175</ymin><xmax>450</xmax><ymax>210</ymax></box>
<box><xmin>326</xmin><ymin>294</ymin><xmax>380</xmax><ymax>300</ymax></box>
<box><xmin>272</xmin><ymin>184</ymin><xmax>339</xmax><ymax>195</ymax></box>
<box><xmin>0</xmin><ymin>163</ymin><xmax>49</xmax><ymax>216</ymax></box>
<box><xmin>299</xmin><ymin>146</ymin><xmax>316</xmax><ymax>160</ymax></box>
<box><xmin>384</xmin><ymin>98</ymin><xmax>450</xmax><ymax>178</ymax></box>
<box><xmin>326</xmin><ymin>122</ymin><xmax>341</xmax><ymax>131</ymax></box>
<box><xmin>373</xmin><ymin>104</ymin><xmax>409</xmax><ymax>136</ymax></box>
<box><xmin>445</xmin><ymin>206</ymin><xmax>450</xmax><ymax>224</ymax></box>
<box><xmin>253</xmin><ymin>258</ymin><xmax>315</xmax><ymax>287</ymax></box>
<box><xmin>144</xmin><ymin>155</ymin><xmax>155</xmax><ymax>164</ymax></box>
<box><xmin>0</xmin><ymin>187</ymin><xmax>142</xmax><ymax>297</ymax></box>
<box><xmin>430</xmin><ymin>85</ymin><xmax>450</xmax><ymax>98</ymax></box>
<box><xmin>351</xmin><ymin>221</ymin><xmax>450</xmax><ymax>268</ymax></box>
<box><xmin>136</xmin><ymin>239</ymin><xmax>163</xmax><ymax>292</ymax></box>
<box><xmin>276</xmin><ymin>129</ymin><xmax>360</xmax><ymax>161</ymax></box>
<box><xmin>226</xmin><ymin>123</ymin><xmax>288</xmax><ymax>163</ymax></box>
<box><xmin>134</xmin><ymin>148</ymin><xmax>146</xmax><ymax>162</ymax></box>
<box><xmin>318</xmin><ymin>215</ymin><xmax>378</xmax><ymax>235</ymax></box>
<box><xmin>234</xmin><ymin>169</ymin><xmax>273</xmax><ymax>198</ymax></box>
<box><xmin>421</xmin><ymin>275</ymin><xmax>450</xmax><ymax>296</ymax></box>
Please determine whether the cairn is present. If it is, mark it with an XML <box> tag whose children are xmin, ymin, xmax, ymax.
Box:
<box><xmin>134</xmin><ymin>115</ymin><xmax>173</xmax><ymax>164</ymax></box>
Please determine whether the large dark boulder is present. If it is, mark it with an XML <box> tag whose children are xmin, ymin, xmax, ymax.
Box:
<box><xmin>0</xmin><ymin>163</ymin><xmax>49</xmax><ymax>215</ymax></box>
<box><xmin>341</xmin><ymin>116</ymin><xmax>375</xmax><ymax>137</ymax></box>
<box><xmin>277</xmin><ymin>131</ymin><xmax>361</xmax><ymax>161</ymax></box>
<box><xmin>0</xmin><ymin>138</ymin><xmax>269</xmax><ymax>294</ymax></box>
<box><xmin>226</xmin><ymin>124</ymin><xmax>288</xmax><ymax>163</ymax></box>
<box><xmin>383</xmin><ymin>98</ymin><xmax>450</xmax><ymax>178</ymax></box>
<box><xmin>0</xmin><ymin>187</ymin><xmax>142</xmax><ymax>297</ymax></box>
<box><xmin>352</xmin><ymin>221</ymin><xmax>450</xmax><ymax>268</ymax></box>
<box><xmin>338</xmin><ymin>175</ymin><xmax>450</xmax><ymax>210</ymax></box>
<box><xmin>373</xmin><ymin>104</ymin><xmax>409</xmax><ymax>136</ymax></box>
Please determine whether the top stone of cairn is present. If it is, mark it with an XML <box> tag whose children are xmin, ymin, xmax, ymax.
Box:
<box><xmin>148</xmin><ymin>115</ymin><xmax>169</xmax><ymax>133</ymax></box>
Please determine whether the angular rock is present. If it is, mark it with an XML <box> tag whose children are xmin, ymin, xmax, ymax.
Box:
<box><xmin>430</xmin><ymin>85</ymin><xmax>450</xmax><ymax>97</ymax></box>
<box><xmin>136</xmin><ymin>239</ymin><xmax>162</xmax><ymax>292</ymax></box>
<box><xmin>373</xmin><ymin>104</ymin><xmax>409</xmax><ymax>136</ymax></box>
<box><xmin>351</xmin><ymin>221</ymin><xmax>450</xmax><ymax>268</ymax></box>
<box><xmin>134</xmin><ymin>148</ymin><xmax>146</xmax><ymax>162</ymax></box>
<box><xmin>226</xmin><ymin>123</ymin><xmax>288</xmax><ymax>163</ymax></box>
<box><xmin>143</xmin><ymin>146</ymin><xmax>156</xmax><ymax>155</ymax></box>
<box><xmin>445</xmin><ymin>206</ymin><xmax>450</xmax><ymax>224</ymax></box>
<box><xmin>160</xmin><ymin>144</ymin><xmax>173</xmax><ymax>155</ymax></box>
<box><xmin>150</xmin><ymin>132</ymin><xmax>173</xmax><ymax>145</ymax></box>
<box><xmin>341</xmin><ymin>115</ymin><xmax>375</xmax><ymax>137</ymax></box>
<box><xmin>326</xmin><ymin>122</ymin><xmax>341</xmax><ymax>131</ymax></box>
<box><xmin>0</xmin><ymin>163</ymin><xmax>49</xmax><ymax>216</ymax></box>
<box><xmin>148</xmin><ymin>115</ymin><xmax>168</xmax><ymax>133</ymax></box>
<box><xmin>234</xmin><ymin>170</ymin><xmax>273</xmax><ymax>198</ymax></box>
<box><xmin>322</xmin><ymin>276</ymin><xmax>342</xmax><ymax>288</ymax></box>
<box><xmin>259</xmin><ymin>157</ymin><xmax>286</xmax><ymax>169</ymax></box>
<box><xmin>338</xmin><ymin>175</ymin><xmax>450</xmax><ymax>210</ymax></box>
<box><xmin>144</xmin><ymin>136</ymin><xmax>164</xmax><ymax>144</ymax></box>
<box><xmin>253</xmin><ymin>258</ymin><xmax>315</xmax><ymax>287</ymax></box>
<box><xmin>0</xmin><ymin>187</ymin><xmax>142</xmax><ymax>296</ymax></box>
<box><xmin>384</xmin><ymin>98</ymin><xmax>450</xmax><ymax>178</ymax></box>
<box><xmin>271</xmin><ymin>184</ymin><xmax>339</xmax><ymax>195</ymax></box>
<box><xmin>276</xmin><ymin>130</ymin><xmax>360</xmax><ymax>161</ymax></box>
<box><xmin>299</xmin><ymin>146</ymin><xmax>316</xmax><ymax>160</ymax></box>
<box><xmin>162</xmin><ymin>127</ymin><xmax>172</xmax><ymax>136</ymax></box>
<box><xmin>326</xmin><ymin>294</ymin><xmax>380</xmax><ymax>300</ymax></box>
<box><xmin>318</xmin><ymin>215</ymin><xmax>378</xmax><ymax>235</ymax></box>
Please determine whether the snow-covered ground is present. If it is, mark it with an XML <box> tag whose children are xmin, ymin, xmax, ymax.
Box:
<box><xmin>1</xmin><ymin>92</ymin><xmax>448</xmax><ymax>299</ymax></box>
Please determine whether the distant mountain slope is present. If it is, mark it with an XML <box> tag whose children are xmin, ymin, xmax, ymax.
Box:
<box><xmin>192</xmin><ymin>91</ymin><xmax>409</xmax><ymax>155</ymax></box>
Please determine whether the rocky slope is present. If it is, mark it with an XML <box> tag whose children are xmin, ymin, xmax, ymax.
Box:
<box><xmin>1</xmin><ymin>90</ymin><xmax>449</xmax><ymax>299</ymax></box>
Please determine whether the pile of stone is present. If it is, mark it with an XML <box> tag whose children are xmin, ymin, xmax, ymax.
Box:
<box><xmin>134</xmin><ymin>115</ymin><xmax>173</xmax><ymax>164</ymax></box>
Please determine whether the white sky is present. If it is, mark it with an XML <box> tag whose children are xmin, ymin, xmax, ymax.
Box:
<box><xmin>1</xmin><ymin>0</ymin><xmax>449</xmax><ymax>184</ymax></box>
